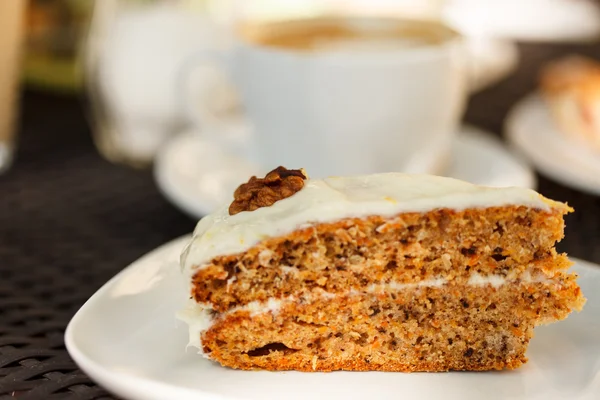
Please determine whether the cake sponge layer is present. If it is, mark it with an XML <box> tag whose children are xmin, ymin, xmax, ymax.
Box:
<box><xmin>198</xmin><ymin>274</ymin><xmax>584</xmax><ymax>371</ymax></box>
<box><xmin>192</xmin><ymin>206</ymin><xmax>569</xmax><ymax>312</ymax></box>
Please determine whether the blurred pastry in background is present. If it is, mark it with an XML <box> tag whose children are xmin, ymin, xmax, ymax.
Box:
<box><xmin>540</xmin><ymin>56</ymin><xmax>600</xmax><ymax>152</ymax></box>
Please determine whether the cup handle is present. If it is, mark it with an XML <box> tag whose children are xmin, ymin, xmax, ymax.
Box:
<box><xmin>463</xmin><ymin>37</ymin><xmax>519</xmax><ymax>93</ymax></box>
<box><xmin>178</xmin><ymin>50</ymin><xmax>250</xmax><ymax>155</ymax></box>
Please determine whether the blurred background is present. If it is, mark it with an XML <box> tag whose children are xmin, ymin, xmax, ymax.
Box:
<box><xmin>1</xmin><ymin>0</ymin><xmax>600</xmax><ymax>396</ymax></box>
<box><xmin>4</xmin><ymin>0</ymin><xmax>600</xmax><ymax>197</ymax></box>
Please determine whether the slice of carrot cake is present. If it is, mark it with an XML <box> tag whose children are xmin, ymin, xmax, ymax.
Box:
<box><xmin>178</xmin><ymin>167</ymin><xmax>585</xmax><ymax>372</ymax></box>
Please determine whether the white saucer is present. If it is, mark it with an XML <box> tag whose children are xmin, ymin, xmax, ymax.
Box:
<box><xmin>444</xmin><ymin>0</ymin><xmax>600</xmax><ymax>42</ymax></box>
<box><xmin>506</xmin><ymin>94</ymin><xmax>600</xmax><ymax>195</ymax></box>
<box><xmin>66</xmin><ymin>236</ymin><xmax>600</xmax><ymax>400</ymax></box>
<box><xmin>154</xmin><ymin>126</ymin><xmax>535</xmax><ymax>218</ymax></box>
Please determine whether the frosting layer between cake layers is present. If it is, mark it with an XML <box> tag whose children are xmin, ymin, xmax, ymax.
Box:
<box><xmin>177</xmin><ymin>267</ymin><xmax>557</xmax><ymax>350</ymax></box>
<box><xmin>181</xmin><ymin>173</ymin><xmax>564</xmax><ymax>274</ymax></box>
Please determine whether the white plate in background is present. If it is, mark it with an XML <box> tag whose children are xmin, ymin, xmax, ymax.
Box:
<box><xmin>154</xmin><ymin>126</ymin><xmax>535</xmax><ymax>218</ymax></box>
<box><xmin>65</xmin><ymin>236</ymin><xmax>600</xmax><ymax>400</ymax></box>
<box><xmin>506</xmin><ymin>94</ymin><xmax>600</xmax><ymax>195</ymax></box>
<box><xmin>448</xmin><ymin>125</ymin><xmax>535</xmax><ymax>189</ymax></box>
<box><xmin>445</xmin><ymin>0</ymin><xmax>600</xmax><ymax>42</ymax></box>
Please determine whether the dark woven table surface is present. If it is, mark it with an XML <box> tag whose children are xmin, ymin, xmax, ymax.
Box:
<box><xmin>1</xmin><ymin>42</ymin><xmax>600</xmax><ymax>399</ymax></box>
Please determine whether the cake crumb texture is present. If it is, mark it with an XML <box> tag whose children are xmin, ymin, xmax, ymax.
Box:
<box><xmin>187</xmin><ymin>205</ymin><xmax>584</xmax><ymax>371</ymax></box>
<box><xmin>201</xmin><ymin>280</ymin><xmax>583</xmax><ymax>371</ymax></box>
<box><xmin>192</xmin><ymin>206</ymin><xmax>570</xmax><ymax>312</ymax></box>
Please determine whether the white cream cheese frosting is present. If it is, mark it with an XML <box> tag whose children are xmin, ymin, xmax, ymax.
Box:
<box><xmin>181</xmin><ymin>173</ymin><xmax>562</xmax><ymax>275</ymax></box>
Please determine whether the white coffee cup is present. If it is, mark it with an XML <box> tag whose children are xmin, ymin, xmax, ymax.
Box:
<box><xmin>181</xmin><ymin>17</ymin><xmax>467</xmax><ymax>178</ymax></box>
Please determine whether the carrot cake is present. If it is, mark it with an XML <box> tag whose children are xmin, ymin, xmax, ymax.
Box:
<box><xmin>540</xmin><ymin>55</ymin><xmax>600</xmax><ymax>151</ymax></box>
<box><xmin>178</xmin><ymin>167</ymin><xmax>585</xmax><ymax>372</ymax></box>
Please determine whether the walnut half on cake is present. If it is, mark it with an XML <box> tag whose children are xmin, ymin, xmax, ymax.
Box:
<box><xmin>178</xmin><ymin>167</ymin><xmax>585</xmax><ymax>372</ymax></box>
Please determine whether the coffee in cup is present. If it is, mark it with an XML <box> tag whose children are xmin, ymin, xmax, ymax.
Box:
<box><xmin>183</xmin><ymin>17</ymin><xmax>467</xmax><ymax>178</ymax></box>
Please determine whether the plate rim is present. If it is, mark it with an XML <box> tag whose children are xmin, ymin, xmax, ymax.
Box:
<box><xmin>64</xmin><ymin>235</ymin><xmax>225</xmax><ymax>400</ymax></box>
<box><xmin>505</xmin><ymin>93</ymin><xmax>600</xmax><ymax>196</ymax></box>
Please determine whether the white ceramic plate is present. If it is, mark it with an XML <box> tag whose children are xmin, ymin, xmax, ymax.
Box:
<box><xmin>66</xmin><ymin>236</ymin><xmax>600</xmax><ymax>400</ymax></box>
<box><xmin>444</xmin><ymin>0</ymin><xmax>600</xmax><ymax>42</ymax></box>
<box><xmin>154</xmin><ymin>126</ymin><xmax>535</xmax><ymax>218</ymax></box>
<box><xmin>506</xmin><ymin>94</ymin><xmax>600</xmax><ymax>195</ymax></box>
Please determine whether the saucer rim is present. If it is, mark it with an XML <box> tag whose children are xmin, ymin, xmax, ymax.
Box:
<box><xmin>154</xmin><ymin>125</ymin><xmax>536</xmax><ymax>219</ymax></box>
